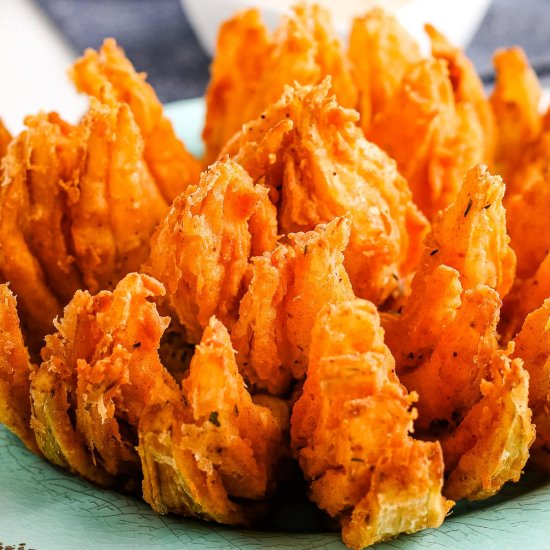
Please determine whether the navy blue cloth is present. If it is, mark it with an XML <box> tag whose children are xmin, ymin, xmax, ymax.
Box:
<box><xmin>33</xmin><ymin>0</ymin><xmax>210</xmax><ymax>102</ymax></box>
<box><xmin>34</xmin><ymin>0</ymin><xmax>550</xmax><ymax>101</ymax></box>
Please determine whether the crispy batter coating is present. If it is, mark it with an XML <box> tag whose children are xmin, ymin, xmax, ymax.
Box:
<box><xmin>501</xmin><ymin>252</ymin><xmax>550</xmax><ymax>342</ymax></box>
<box><xmin>0</xmin><ymin>285</ymin><xmax>39</xmax><ymax>452</ymax></box>
<box><xmin>381</xmin><ymin>162</ymin><xmax>532</xmax><ymax>499</ymax></box>
<box><xmin>225</xmin><ymin>80</ymin><xmax>428</xmax><ymax>303</ymax></box>
<box><xmin>69</xmin><ymin>94</ymin><xmax>168</xmax><ymax>292</ymax></box>
<box><xmin>71</xmin><ymin>38</ymin><xmax>200</xmax><ymax>201</ymax></box>
<box><xmin>231</xmin><ymin>216</ymin><xmax>355</xmax><ymax>395</ymax></box>
<box><xmin>418</xmin><ymin>164</ymin><xmax>516</xmax><ymax>298</ymax></box>
<box><xmin>203</xmin><ymin>9</ymin><xmax>272</xmax><ymax>165</ymax></box>
<box><xmin>0</xmin><ymin>114</ymin><xmax>82</xmax><ymax>348</ymax></box>
<box><xmin>292</xmin><ymin>299</ymin><xmax>451</xmax><ymax>549</ymax></box>
<box><xmin>385</xmin><ymin>271</ymin><xmax>534</xmax><ymax>501</ymax></box>
<box><xmin>139</xmin><ymin>317</ymin><xmax>287</xmax><ymax>526</ymax></box>
<box><xmin>368</xmin><ymin>59</ymin><xmax>484</xmax><ymax>219</ymax></box>
<box><xmin>143</xmin><ymin>157</ymin><xmax>277</xmax><ymax>344</ymax></box>
<box><xmin>512</xmin><ymin>300</ymin><xmax>550</xmax><ymax>470</ymax></box>
<box><xmin>509</xmin><ymin>109</ymin><xmax>550</xmax><ymax>201</ymax></box>
<box><xmin>507</xmin><ymin>172</ymin><xmax>550</xmax><ymax>279</ymax></box>
<box><xmin>385</xmin><ymin>165</ymin><xmax>515</xmax><ymax>412</ymax></box>
<box><xmin>203</xmin><ymin>5</ymin><xmax>356</xmax><ymax>163</ymax></box>
<box><xmin>0</xmin><ymin>118</ymin><xmax>11</xmax><ymax>159</ymax></box>
<box><xmin>441</xmin><ymin>348</ymin><xmax>534</xmax><ymax>500</ymax></box>
<box><xmin>490</xmin><ymin>47</ymin><xmax>542</xmax><ymax>192</ymax></box>
<box><xmin>0</xmin><ymin>97</ymin><xmax>170</xmax><ymax>348</ymax></box>
<box><xmin>30</xmin><ymin>273</ymin><xmax>179</xmax><ymax>489</ymax></box>
<box><xmin>427</xmin><ymin>25</ymin><xmax>496</xmax><ymax>163</ymax></box>
<box><xmin>348</xmin><ymin>8</ymin><xmax>421</xmax><ymax>132</ymax></box>
<box><xmin>398</xmin><ymin>276</ymin><xmax>500</xmax><ymax>429</ymax></box>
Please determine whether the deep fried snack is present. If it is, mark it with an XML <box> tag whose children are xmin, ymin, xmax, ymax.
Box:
<box><xmin>426</xmin><ymin>24</ymin><xmax>496</xmax><ymax>163</ymax></box>
<box><xmin>0</xmin><ymin>118</ymin><xmax>11</xmax><ymax>159</ymax></box>
<box><xmin>441</xmin><ymin>348</ymin><xmax>534</xmax><ymax>500</ymax></box>
<box><xmin>397</xmin><ymin>275</ymin><xmax>500</xmax><ymax>428</ymax></box>
<box><xmin>143</xmin><ymin>156</ymin><xmax>277</xmax><ymax>344</ymax></box>
<box><xmin>384</xmin><ymin>270</ymin><xmax>534</xmax><ymax>501</ymax></box>
<box><xmin>509</xmin><ymin>109</ymin><xmax>550</xmax><ymax>201</ymax></box>
<box><xmin>69</xmin><ymin>93</ymin><xmax>168</xmax><ymax>292</ymax></box>
<box><xmin>231</xmin><ymin>216</ymin><xmax>355</xmax><ymax>395</ymax></box>
<box><xmin>71</xmin><ymin>38</ymin><xmax>200</xmax><ymax>202</ymax></box>
<box><xmin>139</xmin><ymin>317</ymin><xmax>287</xmax><ymax>526</ymax></box>
<box><xmin>368</xmin><ymin>59</ymin><xmax>484</xmax><ymax>219</ymax></box>
<box><xmin>0</xmin><ymin>113</ymin><xmax>82</xmax><ymax>347</ymax></box>
<box><xmin>203</xmin><ymin>5</ymin><xmax>356</xmax><ymax>163</ymax></box>
<box><xmin>30</xmin><ymin>273</ymin><xmax>180</xmax><ymax>489</ymax></box>
<box><xmin>348</xmin><ymin>8</ymin><xmax>421</xmax><ymax>132</ymax></box>
<box><xmin>0</xmin><ymin>96</ymin><xmax>170</xmax><ymax>348</ymax></box>
<box><xmin>380</xmin><ymin>161</ymin><xmax>532</xmax><ymax>499</ymax></box>
<box><xmin>512</xmin><ymin>299</ymin><xmax>550</xmax><ymax>470</ymax></box>
<box><xmin>202</xmin><ymin>9</ymin><xmax>272</xmax><ymax>165</ymax></box>
<box><xmin>417</xmin><ymin>164</ymin><xmax>516</xmax><ymax>298</ymax></box>
<box><xmin>225</xmin><ymin>80</ymin><xmax>428</xmax><ymax>303</ymax></box>
<box><xmin>490</xmin><ymin>47</ymin><xmax>542</xmax><ymax>192</ymax></box>
<box><xmin>292</xmin><ymin>299</ymin><xmax>451</xmax><ymax>549</ymax></box>
<box><xmin>500</xmin><ymin>252</ymin><xmax>550</xmax><ymax>342</ymax></box>
<box><xmin>385</xmin><ymin>164</ymin><xmax>515</xmax><ymax>413</ymax></box>
<box><xmin>506</xmin><ymin>172</ymin><xmax>550</xmax><ymax>279</ymax></box>
<box><xmin>0</xmin><ymin>285</ymin><xmax>39</xmax><ymax>453</ymax></box>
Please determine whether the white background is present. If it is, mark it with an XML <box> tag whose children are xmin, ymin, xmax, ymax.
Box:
<box><xmin>0</xmin><ymin>0</ymin><xmax>87</xmax><ymax>133</ymax></box>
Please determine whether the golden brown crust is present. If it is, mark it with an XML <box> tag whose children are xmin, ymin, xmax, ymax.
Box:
<box><xmin>69</xmin><ymin>94</ymin><xmax>168</xmax><ymax>292</ymax></box>
<box><xmin>30</xmin><ymin>273</ymin><xmax>179</xmax><ymax>489</ymax></box>
<box><xmin>348</xmin><ymin>8</ymin><xmax>421</xmax><ymax>132</ymax></box>
<box><xmin>71</xmin><ymin>38</ymin><xmax>200</xmax><ymax>201</ymax></box>
<box><xmin>426</xmin><ymin>24</ymin><xmax>496</xmax><ymax>164</ymax></box>
<box><xmin>231</xmin><ymin>216</ymin><xmax>355</xmax><ymax>395</ymax></box>
<box><xmin>226</xmin><ymin>80</ymin><xmax>428</xmax><ymax>304</ymax></box>
<box><xmin>139</xmin><ymin>317</ymin><xmax>287</xmax><ymax>525</ymax></box>
<box><xmin>368</xmin><ymin>59</ymin><xmax>485</xmax><ymax>219</ymax></box>
<box><xmin>203</xmin><ymin>5</ymin><xmax>356</xmax><ymax>163</ymax></box>
<box><xmin>0</xmin><ymin>285</ymin><xmax>39</xmax><ymax>452</ymax></box>
<box><xmin>0</xmin><ymin>117</ymin><xmax>77</xmax><ymax>347</ymax></box>
<box><xmin>0</xmin><ymin>118</ymin><xmax>11</xmax><ymax>159</ymax></box>
<box><xmin>292</xmin><ymin>299</ymin><xmax>451</xmax><ymax>549</ymax></box>
<box><xmin>143</xmin><ymin>156</ymin><xmax>276</xmax><ymax>343</ymax></box>
<box><xmin>441</xmin><ymin>349</ymin><xmax>534</xmax><ymax>500</ymax></box>
<box><xmin>490</xmin><ymin>47</ymin><xmax>542</xmax><ymax>192</ymax></box>
<box><xmin>512</xmin><ymin>300</ymin><xmax>550</xmax><ymax>470</ymax></box>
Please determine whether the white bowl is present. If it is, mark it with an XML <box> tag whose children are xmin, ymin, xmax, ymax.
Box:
<box><xmin>182</xmin><ymin>0</ymin><xmax>492</xmax><ymax>57</ymax></box>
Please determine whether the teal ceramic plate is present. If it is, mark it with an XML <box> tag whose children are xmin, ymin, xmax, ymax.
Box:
<box><xmin>1</xmin><ymin>98</ymin><xmax>549</xmax><ymax>550</ymax></box>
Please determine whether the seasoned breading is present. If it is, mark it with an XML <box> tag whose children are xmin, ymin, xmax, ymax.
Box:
<box><xmin>70</xmin><ymin>93</ymin><xmax>169</xmax><ymax>292</ymax></box>
<box><xmin>0</xmin><ymin>285</ymin><xmax>39</xmax><ymax>453</ymax></box>
<box><xmin>231</xmin><ymin>216</ymin><xmax>355</xmax><ymax>395</ymax></box>
<box><xmin>139</xmin><ymin>317</ymin><xmax>287</xmax><ymax>525</ymax></box>
<box><xmin>441</xmin><ymin>349</ymin><xmax>534</xmax><ymax>500</ymax></box>
<box><xmin>490</xmin><ymin>47</ymin><xmax>542</xmax><ymax>192</ymax></box>
<box><xmin>30</xmin><ymin>274</ymin><xmax>179</xmax><ymax>490</ymax></box>
<box><xmin>417</xmin><ymin>164</ymin><xmax>516</xmax><ymax>298</ymax></box>
<box><xmin>0</xmin><ymin>114</ymin><xmax>81</xmax><ymax>347</ymax></box>
<box><xmin>292</xmin><ymin>299</ymin><xmax>451</xmax><ymax>549</ymax></box>
<box><xmin>71</xmin><ymin>38</ymin><xmax>201</xmax><ymax>201</ymax></box>
<box><xmin>348</xmin><ymin>8</ymin><xmax>421</xmax><ymax>132</ymax></box>
<box><xmin>143</xmin><ymin>156</ymin><xmax>277</xmax><ymax>344</ymax></box>
<box><xmin>203</xmin><ymin>5</ymin><xmax>356</xmax><ymax>163</ymax></box>
<box><xmin>507</xmin><ymin>172</ymin><xmax>550</xmax><ymax>279</ymax></box>
<box><xmin>225</xmin><ymin>80</ymin><xmax>428</xmax><ymax>303</ymax></box>
<box><xmin>368</xmin><ymin>59</ymin><xmax>485</xmax><ymax>219</ymax></box>
<box><xmin>512</xmin><ymin>300</ymin><xmax>550</xmax><ymax>470</ymax></box>
<box><xmin>501</xmin><ymin>252</ymin><xmax>550</xmax><ymax>342</ymax></box>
